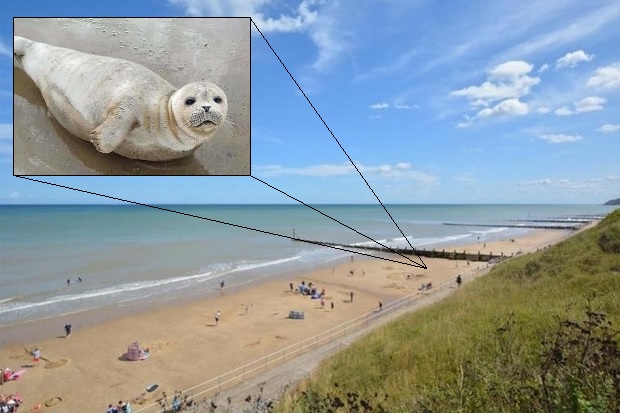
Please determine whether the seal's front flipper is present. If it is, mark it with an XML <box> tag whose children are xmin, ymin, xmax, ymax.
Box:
<box><xmin>90</xmin><ymin>106</ymin><xmax>135</xmax><ymax>154</ymax></box>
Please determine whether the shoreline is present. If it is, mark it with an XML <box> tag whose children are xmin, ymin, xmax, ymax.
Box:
<box><xmin>0</xmin><ymin>228</ymin><xmax>573</xmax><ymax>411</ymax></box>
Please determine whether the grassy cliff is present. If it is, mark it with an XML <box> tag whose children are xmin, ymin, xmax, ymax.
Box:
<box><xmin>276</xmin><ymin>210</ymin><xmax>620</xmax><ymax>412</ymax></box>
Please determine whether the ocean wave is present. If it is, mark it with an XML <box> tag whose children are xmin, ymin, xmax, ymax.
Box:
<box><xmin>342</xmin><ymin>233</ymin><xmax>474</xmax><ymax>249</ymax></box>
<box><xmin>0</xmin><ymin>270</ymin><xmax>214</xmax><ymax>316</ymax></box>
<box><xmin>408</xmin><ymin>234</ymin><xmax>472</xmax><ymax>248</ymax></box>
<box><xmin>228</xmin><ymin>255</ymin><xmax>303</xmax><ymax>274</ymax></box>
<box><xmin>0</xmin><ymin>255</ymin><xmax>307</xmax><ymax>319</ymax></box>
<box><xmin>470</xmin><ymin>227</ymin><xmax>509</xmax><ymax>235</ymax></box>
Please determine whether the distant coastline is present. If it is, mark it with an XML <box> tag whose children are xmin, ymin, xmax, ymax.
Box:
<box><xmin>604</xmin><ymin>198</ymin><xmax>620</xmax><ymax>205</ymax></box>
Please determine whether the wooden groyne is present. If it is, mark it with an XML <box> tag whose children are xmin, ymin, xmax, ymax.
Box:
<box><xmin>507</xmin><ymin>218</ymin><xmax>592</xmax><ymax>224</ymax></box>
<box><xmin>293</xmin><ymin>238</ymin><xmax>510</xmax><ymax>262</ymax></box>
<box><xmin>443</xmin><ymin>222</ymin><xmax>583</xmax><ymax>230</ymax></box>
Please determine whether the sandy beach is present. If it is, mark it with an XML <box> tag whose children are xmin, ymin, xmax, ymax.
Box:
<box><xmin>0</xmin><ymin>229</ymin><xmax>571</xmax><ymax>411</ymax></box>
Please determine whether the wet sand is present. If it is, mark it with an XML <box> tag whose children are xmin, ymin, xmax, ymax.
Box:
<box><xmin>0</xmin><ymin>229</ymin><xmax>569</xmax><ymax>411</ymax></box>
<box><xmin>13</xmin><ymin>18</ymin><xmax>250</xmax><ymax>176</ymax></box>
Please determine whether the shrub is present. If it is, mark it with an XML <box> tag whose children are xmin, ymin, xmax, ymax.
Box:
<box><xmin>597</xmin><ymin>222</ymin><xmax>620</xmax><ymax>253</ymax></box>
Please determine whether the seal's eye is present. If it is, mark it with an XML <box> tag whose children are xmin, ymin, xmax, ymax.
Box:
<box><xmin>185</xmin><ymin>98</ymin><xmax>196</xmax><ymax>106</ymax></box>
<box><xmin>214</xmin><ymin>97</ymin><xmax>223</xmax><ymax>104</ymax></box>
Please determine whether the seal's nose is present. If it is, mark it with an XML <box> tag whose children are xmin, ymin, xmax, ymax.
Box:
<box><xmin>202</xmin><ymin>105</ymin><xmax>211</xmax><ymax>113</ymax></box>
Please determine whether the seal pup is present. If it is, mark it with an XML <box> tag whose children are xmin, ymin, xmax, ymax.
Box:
<box><xmin>14</xmin><ymin>36</ymin><xmax>228</xmax><ymax>161</ymax></box>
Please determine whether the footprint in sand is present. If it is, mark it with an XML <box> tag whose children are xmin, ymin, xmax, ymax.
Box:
<box><xmin>44</xmin><ymin>358</ymin><xmax>68</xmax><ymax>369</ymax></box>
<box><xmin>44</xmin><ymin>396</ymin><xmax>63</xmax><ymax>407</ymax></box>
<box><xmin>244</xmin><ymin>338</ymin><xmax>261</xmax><ymax>347</ymax></box>
<box><xmin>143</xmin><ymin>340</ymin><xmax>176</xmax><ymax>355</ymax></box>
<box><xmin>383</xmin><ymin>283</ymin><xmax>405</xmax><ymax>290</ymax></box>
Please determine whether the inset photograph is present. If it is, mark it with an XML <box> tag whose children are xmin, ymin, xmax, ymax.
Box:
<box><xmin>13</xmin><ymin>17</ymin><xmax>250</xmax><ymax>175</ymax></box>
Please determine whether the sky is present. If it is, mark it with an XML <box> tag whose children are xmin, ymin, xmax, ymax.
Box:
<box><xmin>0</xmin><ymin>0</ymin><xmax>619</xmax><ymax>204</ymax></box>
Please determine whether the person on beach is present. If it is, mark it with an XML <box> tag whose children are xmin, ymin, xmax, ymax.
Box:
<box><xmin>456</xmin><ymin>275</ymin><xmax>462</xmax><ymax>287</ymax></box>
<box><xmin>78</xmin><ymin>277</ymin><xmax>83</xmax><ymax>282</ymax></box>
<box><xmin>331</xmin><ymin>301</ymin><xmax>335</xmax><ymax>310</ymax></box>
<box><xmin>215</xmin><ymin>310</ymin><xmax>221</xmax><ymax>326</ymax></box>
<box><xmin>64</xmin><ymin>323</ymin><xmax>72</xmax><ymax>337</ymax></box>
<box><xmin>378</xmin><ymin>301</ymin><xmax>383</xmax><ymax>311</ymax></box>
<box><xmin>66</xmin><ymin>278</ymin><xmax>70</xmax><ymax>286</ymax></box>
<box><xmin>320</xmin><ymin>297</ymin><xmax>325</xmax><ymax>309</ymax></box>
<box><xmin>220</xmin><ymin>280</ymin><xmax>225</xmax><ymax>290</ymax></box>
<box><xmin>350</xmin><ymin>291</ymin><xmax>354</xmax><ymax>303</ymax></box>
<box><xmin>106</xmin><ymin>404</ymin><xmax>117</xmax><ymax>413</ymax></box>
<box><xmin>32</xmin><ymin>348</ymin><xmax>40</xmax><ymax>366</ymax></box>
<box><xmin>289</xmin><ymin>282</ymin><xmax>294</xmax><ymax>292</ymax></box>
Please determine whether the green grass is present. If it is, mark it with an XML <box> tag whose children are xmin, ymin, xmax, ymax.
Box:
<box><xmin>276</xmin><ymin>210</ymin><xmax>620</xmax><ymax>413</ymax></box>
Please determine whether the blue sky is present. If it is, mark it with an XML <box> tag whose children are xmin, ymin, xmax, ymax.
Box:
<box><xmin>1</xmin><ymin>0</ymin><xmax>619</xmax><ymax>204</ymax></box>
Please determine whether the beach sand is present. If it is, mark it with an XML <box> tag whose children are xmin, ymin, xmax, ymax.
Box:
<box><xmin>0</xmin><ymin>229</ymin><xmax>570</xmax><ymax>411</ymax></box>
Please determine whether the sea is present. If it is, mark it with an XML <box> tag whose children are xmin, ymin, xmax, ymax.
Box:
<box><xmin>0</xmin><ymin>204</ymin><xmax>615</xmax><ymax>326</ymax></box>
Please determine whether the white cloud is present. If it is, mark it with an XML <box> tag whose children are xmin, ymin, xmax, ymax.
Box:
<box><xmin>0</xmin><ymin>40</ymin><xmax>11</xmax><ymax>58</ymax></box>
<box><xmin>454</xmin><ymin>173</ymin><xmax>478</xmax><ymax>183</ymax></box>
<box><xmin>256</xmin><ymin>1</ymin><xmax>318</xmax><ymax>33</ymax></box>
<box><xmin>450</xmin><ymin>61</ymin><xmax>540</xmax><ymax>107</ymax></box>
<box><xmin>476</xmin><ymin>98</ymin><xmax>529</xmax><ymax>119</ymax></box>
<box><xmin>517</xmin><ymin>176</ymin><xmax>620</xmax><ymax>193</ymax></box>
<box><xmin>254</xmin><ymin>162</ymin><xmax>438</xmax><ymax>185</ymax></box>
<box><xmin>538</xmin><ymin>63</ymin><xmax>550</xmax><ymax>73</ymax></box>
<box><xmin>168</xmin><ymin>0</ymin><xmax>348</xmax><ymax>72</ymax></box>
<box><xmin>497</xmin><ymin>3</ymin><xmax>618</xmax><ymax>63</ymax></box>
<box><xmin>0</xmin><ymin>123</ymin><xmax>12</xmax><ymax>156</ymax></box>
<box><xmin>574</xmin><ymin>96</ymin><xmax>606</xmax><ymax>112</ymax></box>
<box><xmin>555</xmin><ymin>50</ymin><xmax>594</xmax><ymax>69</ymax></box>
<box><xmin>536</xmin><ymin>107</ymin><xmax>550</xmax><ymax>114</ymax></box>
<box><xmin>587</xmin><ymin>63</ymin><xmax>620</xmax><ymax>89</ymax></box>
<box><xmin>8</xmin><ymin>192</ymin><xmax>19</xmax><ymax>199</ymax></box>
<box><xmin>0</xmin><ymin>123</ymin><xmax>11</xmax><ymax>139</ymax></box>
<box><xmin>538</xmin><ymin>134</ymin><xmax>583</xmax><ymax>143</ymax></box>
<box><xmin>369</xmin><ymin>103</ymin><xmax>389</xmax><ymax>109</ymax></box>
<box><xmin>354</xmin><ymin>49</ymin><xmax>420</xmax><ymax>82</ymax></box>
<box><xmin>597</xmin><ymin>124</ymin><xmax>620</xmax><ymax>133</ymax></box>
<box><xmin>456</xmin><ymin>115</ymin><xmax>473</xmax><ymax>129</ymax></box>
<box><xmin>518</xmin><ymin>178</ymin><xmax>552</xmax><ymax>186</ymax></box>
<box><xmin>168</xmin><ymin>0</ymin><xmax>317</xmax><ymax>32</ymax></box>
<box><xmin>554</xmin><ymin>106</ymin><xmax>573</xmax><ymax>116</ymax></box>
<box><xmin>307</xmin><ymin>6</ymin><xmax>348</xmax><ymax>72</ymax></box>
<box><xmin>394</xmin><ymin>102</ymin><xmax>412</xmax><ymax>109</ymax></box>
<box><xmin>554</xmin><ymin>96</ymin><xmax>606</xmax><ymax>116</ymax></box>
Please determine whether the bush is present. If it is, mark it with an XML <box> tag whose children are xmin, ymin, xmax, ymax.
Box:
<box><xmin>597</xmin><ymin>222</ymin><xmax>620</xmax><ymax>253</ymax></box>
